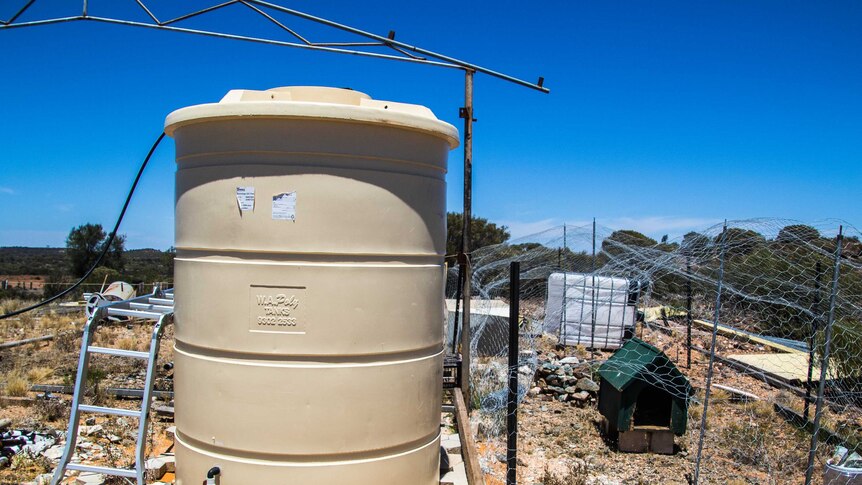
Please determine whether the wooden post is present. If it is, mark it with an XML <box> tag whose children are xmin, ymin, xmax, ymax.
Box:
<box><xmin>454</xmin><ymin>390</ymin><xmax>485</xmax><ymax>485</ymax></box>
<box><xmin>460</xmin><ymin>69</ymin><xmax>474</xmax><ymax>409</ymax></box>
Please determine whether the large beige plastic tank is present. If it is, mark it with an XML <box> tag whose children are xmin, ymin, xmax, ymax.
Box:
<box><xmin>164</xmin><ymin>86</ymin><xmax>458</xmax><ymax>484</ymax></box>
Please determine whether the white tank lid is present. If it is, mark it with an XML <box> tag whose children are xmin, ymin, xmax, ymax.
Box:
<box><xmin>165</xmin><ymin>86</ymin><xmax>459</xmax><ymax>148</ymax></box>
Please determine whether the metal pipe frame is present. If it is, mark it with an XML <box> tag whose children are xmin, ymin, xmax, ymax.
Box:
<box><xmin>0</xmin><ymin>0</ymin><xmax>549</xmax><ymax>93</ymax></box>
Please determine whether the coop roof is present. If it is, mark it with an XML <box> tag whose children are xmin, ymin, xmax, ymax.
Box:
<box><xmin>598</xmin><ymin>337</ymin><xmax>692</xmax><ymax>398</ymax></box>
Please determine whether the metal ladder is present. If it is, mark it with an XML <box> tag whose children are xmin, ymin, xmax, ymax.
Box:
<box><xmin>51</xmin><ymin>288</ymin><xmax>175</xmax><ymax>485</ymax></box>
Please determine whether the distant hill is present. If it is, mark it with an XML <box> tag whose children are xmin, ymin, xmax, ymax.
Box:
<box><xmin>0</xmin><ymin>247</ymin><xmax>173</xmax><ymax>282</ymax></box>
<box><xmin>0</xmin><ymin>247</ymin><xmax>66</xmax><ymax>275</ymax></box>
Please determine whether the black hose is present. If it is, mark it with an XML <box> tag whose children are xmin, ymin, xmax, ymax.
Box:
<box><xmin>0</xmin><ymin>132</ymin><xmax>166</xmax><ymax>320</ymax></box>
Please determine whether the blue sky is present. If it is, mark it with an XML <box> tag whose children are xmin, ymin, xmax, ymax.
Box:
<box><xmin>1</xmin><ymin>1</ymin><xmax>859</xmax><ymax>249</ymax></box>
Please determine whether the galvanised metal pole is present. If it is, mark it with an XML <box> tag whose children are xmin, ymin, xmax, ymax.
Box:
<box><xmin>460</xmin><ymin>69</ymin><xmax>474</xmax><ymax>409</ymax></box>
<box><xmin>805</xmin><ymin>227</ymin><xmax>844</xmax><ymax>485</ymax></box>
<box><xmin>506</xmin><ymin>261</ymin><xmax>520</xmax><ymax>485</ymax></box>
<box><xmin>693</xmin><ymin>222</ymin><xmax>727</xmax><ymax>485</ymax></box>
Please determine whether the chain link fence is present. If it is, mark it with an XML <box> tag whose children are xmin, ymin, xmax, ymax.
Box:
<box><xmin>449</xmin><ymin>218</ymin><xmax>862</xmax><ymax>484</ymax></box>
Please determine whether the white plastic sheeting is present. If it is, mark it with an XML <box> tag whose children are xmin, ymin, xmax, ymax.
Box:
<box><xmin>543</xmin><ymin>272</ymin><xmax>636</xmax><ymax>349</ymax></box>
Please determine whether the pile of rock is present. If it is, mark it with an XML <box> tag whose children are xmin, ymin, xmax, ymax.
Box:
<box><xmin>528</xmin><ymin>356</ymin><xmax>600</xmax><ymax>405</ymax></box>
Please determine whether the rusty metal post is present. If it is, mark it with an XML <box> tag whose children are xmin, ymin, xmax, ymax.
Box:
<box><xmin>460</xmin><ymin>69</ymin><xmax>475</xmax><ymax>409</ymax></box>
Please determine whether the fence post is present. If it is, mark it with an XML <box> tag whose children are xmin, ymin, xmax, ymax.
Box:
<box><xmin>506</xmin><ymin>261</ymin><xmax>520</xmax><ymax>485</ymax></box>
<box><xmin>560</xmin><ymin>224</ymin><xmax>567</xmax><ymax>344</ymax></box>
<box><xmin>693</xmin><ymin>222</ymin><xmax>727</xmax><ymax>485</ymax></box>
<box><xmin>452</xmin><ymin>263</ymin><xmax>464</xmax><ymax>354</ymax></box>
<box><xmin>686</xmin><ymin>255</ymin><xmax>693</xmax><ymax>369</ymax></box>
<box><xmin>590</xmin><ymin>218</ymin><xmax>597</xmax><ymax>350</ymax></box>
<box><xmin>805</xmin><ymin>227</ymin><xmax>844</xmax><ymax>485</ymax></box>
<box><xmin>805</xmin><ymin>261</ymin><xmax>823</xmax><ymax>421</ymax></box>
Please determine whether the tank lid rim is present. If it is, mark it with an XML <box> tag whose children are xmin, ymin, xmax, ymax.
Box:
<box><xmin>164</xmin><ymin>94</ymin><xmax>459</xmax><ymax>149</ymax></box>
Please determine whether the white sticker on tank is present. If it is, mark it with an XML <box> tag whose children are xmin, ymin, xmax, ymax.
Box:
<box><xmin>236</xmin><ymin>186</ymin><xmax>255</xmax><ymax>211</ymax></box>
<box><xmin>272</xmin><ymin>192</ymin><xmax>296</xmax><ymax>221</ymax></box>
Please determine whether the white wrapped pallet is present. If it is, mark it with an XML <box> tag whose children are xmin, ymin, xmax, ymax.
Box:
<box><xmin>543</xmin><ymin>272</ymin><xmax>636</xmax><ymax>349</ymax></box>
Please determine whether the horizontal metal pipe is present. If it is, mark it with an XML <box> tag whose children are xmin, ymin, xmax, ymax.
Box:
<box><xmin>85</xmin><ymin>16</ymin><xmax>463</xmax><ymax>69</ymax></box>
<box><xmin>0</xmin><ymin>3</ymin><xmax>548</xmax><ymax>92</ymax></box>
<box><xmin>0</xmin><ymin>16</ymin><xmax>83</xmax><ymax>29</ymax></box>
<box><xmin>249</xmin><ymin>0</ymin><xmax>549</xmax><ymax>92</ymax></box>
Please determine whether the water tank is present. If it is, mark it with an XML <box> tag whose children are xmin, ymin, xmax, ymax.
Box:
<box><xmin>164</xmin><ymin>86</ymin><xmax>459</xmax><ymax>484</ymax></box>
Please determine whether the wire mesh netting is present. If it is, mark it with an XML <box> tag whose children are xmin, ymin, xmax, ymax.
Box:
<box><xmin>448</xmin><ymin>218</ymin><xmax>862</xmax><ymax>484</ymax></box>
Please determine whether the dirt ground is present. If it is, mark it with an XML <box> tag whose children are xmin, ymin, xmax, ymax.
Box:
<box><xmin>0</xmin><ymin>297</ymin><xmax>857</xmax><ymax>484</ymax></box>
<box><xmin>473</xmin><ymin>322</ymin><xmax>848</xmax><ymax>485</ymax></box>
<box><xmin>0</xmin><ymin>300</ymin><xmax>175</xmax><ymax>484</ymax></box>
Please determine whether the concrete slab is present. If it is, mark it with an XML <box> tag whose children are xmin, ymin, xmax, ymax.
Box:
<box><xmin>727</xmin><ymin>352</ymin><xmax>836</xmax><ymax>384</ymax></box>
<box><xmin>440</xmin><ymin>457</ymin><xmax>468</xmax><ymax>485</ymax></box>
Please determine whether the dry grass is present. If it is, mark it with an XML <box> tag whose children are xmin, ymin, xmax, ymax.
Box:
<box><xmin>0</xmin><ymin>298</ymin><xmax>37</xmax><ymax>315</ymax></box>
<box><xmin>539</xmin><ymin>462</ymin><xmax>588</xmax><ymax>485</ymax></box>
<box><xmin>26</xmin><ymin>366</ymin><xmax>53</xmax><ymax>383</ymax></box>
<box><xmin>4</xmin><ymin>370</ymin><xmax>30</xmax><ymax>397</ymax></box>
<box><xmin>117</xmin><ymin>337</ymin><xmax>139</xmax><ymax>351</ymax></box>
<box><xmin>9</xmin><ymin>450</ymin><xmax>51</xmax><ymax>475</ymax></box>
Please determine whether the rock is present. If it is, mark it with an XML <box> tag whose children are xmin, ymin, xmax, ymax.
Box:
<box><xmin>160</xmin><ymin>454</ymin><xmax>176</xmax><ymax>473</ymax></box>
<box><xmin>518</xmin><ymin>365</ymin><xmax>533</xmax><ymax>376</ymax></box>
<box><xmin>559</xmin><ymin>356</ymin><xmax>580</xmax><ymax>365</ymax></box>
<box><xmin>43</xmin><ymin>444</ymin><xmax>65</xmax><ymax>461</ymax></box>
<box><xmin>75</xmin><ymin>472</ymin><xmax>106</xmax><ymax>485</ymax></box>
<box><xmin>146</xmin><ymin>457</ymin><xmax>168</xmax><ymax>479</ymax></box>
<box><xmin>85</xmin><ymin>417</ymin><xmax>96</xmax><ymax>426</ymax></box>
<box><xmin>561</xmin><ymin>364</ymin><xmax>573</xmax><ymax>375</ymax></box>
<box><xmin>564</xmin><ymin>386</ymin><xmax>578</xmax><ymax>394</ymax></box>
<box><xmin>495</xmin><ymin>452</ymin><xmax>506</xmax><ymax>463</ymax></box>
<box><xmin>576</xmin><ymin>377</ymin><xmax>600</xmax><ymax>392</ymax></box>
<box><xmin>107</xmin><ymin>434</ymin><xmax>122</xmax><ymax>444</ymax></box>
<box><xmin>528</xmin><ymin>387</ymin><xmax>541</xmax><ymax>397</ymax></box>
<box><xmin>117</xmin><ymin>418</ymin><xmax>129</xmax><ymax>427</ymax></box>
<box><xmin>570</xmin><ymin>391</ymin><xmax>590</xmax><ymax>403</ymax></box>
<box><xmin>562</xmin><ymin>375</ymin><xmax>578</xmax><ymax>386</ymax></box>
<box><xmin>558</xmin><ymin>394</ymin><xmax>569</xmax><ymax>402</ymax></box>
<box><xmin>79</xmin><ymin>425</ymin><xmax>103</xmax><ymax>437</ymax></box>
<box><xmin>34</xmin><ymin>474</ymin><xmax>53</xmax><ymax>485</ymax></box>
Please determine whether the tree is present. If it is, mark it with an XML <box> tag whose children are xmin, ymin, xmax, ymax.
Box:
<box><xmin>776</xmin><ymin>224</ymin><xmax>821</xmax><ymax>244</ymax></box>
<box><xmin>66</xmin><ymin>223</ymin><xmax>126</xmax><ymax>277</ymax></box>
<box><xmin>681</xmin><ymin>231</ymin><xmax>711</xmax><ymax>256</ymax></box>
<box><xmin>446</xmin><ymin>212</ymin><xmax>509</xmax><ymax>265</ymax></box>
<box><xmin>601</xmin><ymin>230</ymin><xmax>657</xmax><ymax>256</ymax></box>
<box><xmin>718</xmin><ymin>228</ymin><xmax>766</xmax><ymax>256</ymax></box>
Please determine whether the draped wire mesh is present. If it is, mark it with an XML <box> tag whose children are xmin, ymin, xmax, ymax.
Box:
<box><xmin>447</xmin><ymin>218</ymin><xmax>862</xmax><ymax>484</ymax></box>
